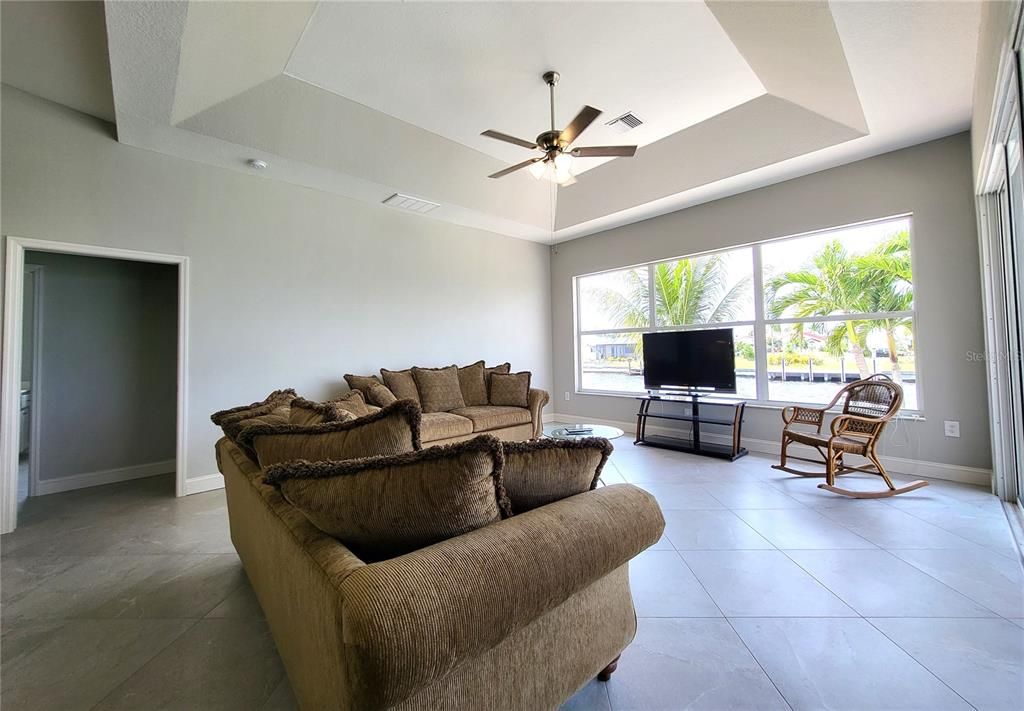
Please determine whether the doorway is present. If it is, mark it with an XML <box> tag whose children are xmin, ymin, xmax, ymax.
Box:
<box><xmin>17</xmin><ymin>263</ymin><xmax>43</xmax><ymax>514</ymax></box>
<box><xmin>1</xmin><ymin>237</ymin><xmax>190</xmax><ymax>533</ymax></box>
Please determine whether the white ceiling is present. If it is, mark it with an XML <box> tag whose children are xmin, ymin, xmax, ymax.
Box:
<box><xmin>0</xmin><ymin>1</ymin><xmax>983</xmax><ymax>243</ymax></box>
<box><xmin>283</xmin><ymin>2</ymin><xmax>765</xmax><ymax>172</ymax></box>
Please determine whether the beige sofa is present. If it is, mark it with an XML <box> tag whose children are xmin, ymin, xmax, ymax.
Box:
<box><xmin>346</xmin><ymin>364</ymin><xmax>550</xmax><ymax>446</ymax></box>
<box><xmin>216</xmin><ymin>436</ymin><xmax>664</xmax><ymax>710</ymax></box>
<box><xmin>418</xmin><ymin>387</ymin><xmax>548</xmax><ymax>445</ymax></box>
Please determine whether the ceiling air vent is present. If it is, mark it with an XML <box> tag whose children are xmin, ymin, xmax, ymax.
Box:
<box><xmin>606</xmin><ymin>112</ymin><xmax>643</xmax><ymax>134</ymax></box>
<box><xmin>382</xmin><ymin>193</ymin><xmax>441</xmax><ymax>214</ymax></box>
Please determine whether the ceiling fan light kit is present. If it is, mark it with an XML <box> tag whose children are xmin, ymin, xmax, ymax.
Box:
<box><xmin>481</xmin><ymin>70</ymin><xmax>638</xmax><ymax>183</ymax></box>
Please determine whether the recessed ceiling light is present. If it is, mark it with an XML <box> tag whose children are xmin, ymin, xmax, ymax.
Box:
<box><xmin>246</xmin><ymin>159</ymin><xmax>268</xmax><ymax>169</ymax></box>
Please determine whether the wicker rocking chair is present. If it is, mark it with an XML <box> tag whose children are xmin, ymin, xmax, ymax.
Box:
<box><xmin>771</xmin><ymin>374</ymin><xmax>928</xmax><ymax>498</ymax></box>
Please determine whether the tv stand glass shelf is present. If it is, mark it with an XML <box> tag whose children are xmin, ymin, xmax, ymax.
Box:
<box><xmin>634</xmin><ymin>393</ymin><xmax>747</xmax><ymax>460</ymax></box>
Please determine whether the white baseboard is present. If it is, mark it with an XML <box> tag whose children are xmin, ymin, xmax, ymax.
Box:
<box><xmin>184</xmin><ymin>474</ymin><xmax>223</xmax><ymax>496</ymax></box>
<box><xmin>35</xmin><ymin>459</ymin><xmax>176</xmax><ymax>496</ymax></box>
<box><xmin>551</xmin><ymin>412</ymin><xmax>992</xmax><ymax>488</ymax></box>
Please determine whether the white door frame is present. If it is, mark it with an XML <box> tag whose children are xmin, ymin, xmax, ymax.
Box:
<box><xmin>24</xmin><ymin>263</ymin><xmax>44</xmax><ymax>498</ymax></box>
<box><xmin>1</xmin><ymin>236</ymin><xmax>190</xmax><ymax>533</ymax></box>
<box><xmin>975</xmin><ymin>6</ymin><xmax>1024</xmax><ymax>505</ymax></box>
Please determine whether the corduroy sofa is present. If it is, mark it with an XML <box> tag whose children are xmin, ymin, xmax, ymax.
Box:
<box><xmin>215</xmin><ymin>406</ymin><xmax>665</xmax><ymax>709</ymax></box>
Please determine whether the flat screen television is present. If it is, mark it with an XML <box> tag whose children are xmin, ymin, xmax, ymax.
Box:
<box><xmin>642</xmin><ymin>329</ymin><xmax>736</xmax><ymax>393</ymax></box>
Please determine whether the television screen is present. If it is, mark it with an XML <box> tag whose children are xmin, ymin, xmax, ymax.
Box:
<box><xmin>643</xmin><ymin>329</ymin><xmax>736</xmax><ymax>392</ymax></box>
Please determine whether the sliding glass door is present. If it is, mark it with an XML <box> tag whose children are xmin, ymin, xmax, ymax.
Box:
<box><xmin>983</xmin><ymin>66</ymin><xmax>1024</xmax><ymax>506</ymax></box>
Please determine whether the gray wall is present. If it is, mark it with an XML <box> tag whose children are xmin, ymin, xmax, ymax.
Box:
<box><xmin>23</xmin><ymin>252</ymin><xmax>177</xmax><ymax>481</ymax></box>
<box><xmin>551</xmin><ymin>133</ymin><xmax>991</xmax><ymax>472</ymax></box>
<box><xmin>1</xmin><ymin>86</ymin><xmax>553</xmax><ymax>489</ymax></box>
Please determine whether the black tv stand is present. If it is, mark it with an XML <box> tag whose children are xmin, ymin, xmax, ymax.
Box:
<box><xmin>634</xmin><ymin>394</ymin><xmax>747</xmax><ymax>460</ymax></box>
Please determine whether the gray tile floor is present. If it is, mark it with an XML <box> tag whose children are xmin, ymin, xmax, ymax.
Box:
<box><xmin>2</xmin><ymin>444</ymin><xmax>1022</xmax><ymax>710</ymax></box>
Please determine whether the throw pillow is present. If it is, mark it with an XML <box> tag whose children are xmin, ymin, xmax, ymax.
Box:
<box><xmin>211</xmin><ymin>389</ymin><xmax>296</xmax><ymax>441</ymax></box>
<box><xmin>489</xmin><ymin>371</ymin><xmax>531</xmax><ymax>407</ymax></box>
<box><xmin>344</xmin><ymin>373</ymin><xmax>380</xmax><ymax>393</ymax></box>
<box><xmin>366</xmin><ymin>382</ymin><xmax>398</xmax><ymax>407</ymax></box>
<box><xmin>264</xmin><ymin>435</ymin><xmax>511</xmax><ymax>561</ymax></box>
<box><xmin>501</xmin><ymin>438</ymin><xmax>613</xmax><ymax>513</ymax></box>
<box><xmin>412</xmin><ymin>365</ymin><xmax>466</xmax><ymax>413</ymax></box>
<box><xmin>457</xmin><ymin>360</ymin><xmax>488</xmax><ymax>406</ymax></box>
<box><xmin>237</xmin><ymin>400</ymin><xmax>422</xmax><ymax>468</ymax></box>
<box><xmin>333</xmin><ymin>389</ymin><xmax>374</xmax><ymax>418</ymax></box>
<box><xmin>289</xmin><ymin>397</ymin><xmax>358</xmax><ymax>427</ymax></box>
<box><xmin>380</xmin><ymin>368</ymin><xmax>420</xmax><ymax>405</ymax></box>
<box><xmin>484</xmin><ymin>362</ymin><xmax>511</xmax><ymax>401</ymax></box>
<box><xmin>343</xmin><ymin>374</ymin><xmax>397</xmax><ymax>407</ymax></box>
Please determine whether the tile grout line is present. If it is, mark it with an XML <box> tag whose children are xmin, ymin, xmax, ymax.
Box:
<box><xmin>861</xmin><ymin>616</ymin><xmax>979</xmax><ymax>710</ymax></box>
<box><xmin>774</xmin><ymin>545</ymin><xmax>1010</xmax><ymax>621</ymax></box>
<box><xmin>813</xmin><ymin>500</ymin><xmax>1013</xmax><ymax>557</ymax></box>
<box><xmin>86</xmin><ymin>617</ymin><xmax>204</xmax><ymax>711</ymax></box>
<box><xmin>881</xmin><ymin>502</ymin><xmax>1020</xmax><ymax>560</ymax></box>
<box><xmin>711</xmin><ymin>490</ymin><xmax>1018</xmax><ymax>621</ymax></box>
<box><xmin>668</xmin><ymin>547</ymin><xmax>796</xmax><ymax>711</ymax></box>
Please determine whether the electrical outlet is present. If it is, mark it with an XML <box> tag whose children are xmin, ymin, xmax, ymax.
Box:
<box><xmin>564</xmin><ymin>391</ymin><xmax>571</xmax><ymax>401</ymax></box>
<box><xmin>943</xmin><ymin>420</ymin><xmax>960</xmax><ymax>438</ymax></box>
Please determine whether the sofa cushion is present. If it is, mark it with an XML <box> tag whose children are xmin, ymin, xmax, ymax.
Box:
<box><xmin>333</xmin><ymin>390</ymin><xmax>376</xmax><ymax>418</ymax></box>
<box><xmin>489</xmin><ymin>372</ymin><xmax>531</xmax><ymax>407</ymax></box>
<box><xmin>457</xmin><ymin>360</ymin><xmax>488</xmax><ymax>406</ymax></box>
<box><xmin>381</xmin><ymin>368</ymin><xmax>420</xmax><ymax>405</ymax></box>
<box><xmin>412</xmin><ymin>365</ymin><xmax>466</xmax><ymax>413</ymax></box>
<box><xmin>211</xmin><ymin>389</ymin><xmax>296</xmax><ymax>442</ymax></box>
<box><xmin>366</xmin><ymin>382</ymin><xmax>397</xmax><ymax>407</ymax></box>
<box><xmin>501</xmin><ymin>438</ymin><xmax>613</xmax><ymax>513</ymax></box>
<box><xmin>420</xmin><ymin>412</ymin><xmax>474</xmax><ymax>441</ymax></box>
<box><xmin>238</xmin><ymin>400</ymin><xmax>422</xmax><ymax>468</ymax></box>
<box><xmin>343</xmin><ymin>374</ymin><xmax>396</xmax><ymax>408</ymax></box>
<box><xmin>264</xmin><ymin>435</ymin><xmax>512</xmax><ymax>561</ymax></box>
<box><xmin>289</xmin><ymin>398</ymin><xmax>358</xmax><ymax>427</ymax></box>
<box><xmin>344</xmin><ymin>373</ymin><xmax>378</xmax><ymax>394</ymax></box>
<box><xmin>450</xmin><ymin>405</ymin><xmax>531</xmax><ymax>433</ymax></box>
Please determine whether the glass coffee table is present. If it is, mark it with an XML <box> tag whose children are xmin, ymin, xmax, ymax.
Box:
<box><xmin>546</xmin><ymin>424</ymin><xmax>624</xmax><ymax>440</ymax></box>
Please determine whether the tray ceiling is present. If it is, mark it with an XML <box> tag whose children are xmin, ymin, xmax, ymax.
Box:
<box><xmin>1</xmin><ymin>1</ymin><xmax>982</xmax><ymax>243</ymax></box>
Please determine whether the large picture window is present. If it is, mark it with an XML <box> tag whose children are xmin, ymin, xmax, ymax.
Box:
<box><xmin>575</xmin><ymin>216</ymin><xmax>918</xmax><ymax>410</ymax></box>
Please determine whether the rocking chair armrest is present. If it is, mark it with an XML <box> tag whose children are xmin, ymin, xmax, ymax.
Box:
<box><xmin>781</xmin><ymin>406</ymin><xmax>825</xmax><ymax>432</ymax></box>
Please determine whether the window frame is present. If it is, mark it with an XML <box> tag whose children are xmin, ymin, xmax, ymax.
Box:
<box><xmin>573</xmin><ymin>214</ymin><xmax>921</xmax><ymax>414</ymax></box>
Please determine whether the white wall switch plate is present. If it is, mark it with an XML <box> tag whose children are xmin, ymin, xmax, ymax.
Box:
<box><xmin>564</xmin><ymin>391</ymin><xmax>571</xmax><ymax>401</ymax></box>
<box><xmin>943</xmin><ymin>420</ymin><xmax>960</xmax><ymax>438</ymax></box>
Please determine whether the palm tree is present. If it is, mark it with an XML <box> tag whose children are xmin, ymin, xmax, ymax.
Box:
<box><xmin>854</xmin><ymin>231</ymin><xmax>913</xmax><ymax>381</ymax></box>
<box><xmin>590</xmin><ymin>255</ymin><xmax>751</xmax><ymax>357</ymax></box>
<box><xmin>766</xmin><ymin>240</ymin><xmax>874</xmax><ymax>377</ymax></box>
<box><xmin>766</xmin><ymin>233</ymin><xmax>914</xmax><ymax>380</ymax></box>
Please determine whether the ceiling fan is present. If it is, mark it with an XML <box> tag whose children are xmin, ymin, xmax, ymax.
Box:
<box><xmin>481</xmin><ymin>71</ymin><xmax>637</xmax><ymax>185</ymax></box>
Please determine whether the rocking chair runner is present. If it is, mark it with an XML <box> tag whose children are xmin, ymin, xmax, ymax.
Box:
<box><xmin>771</xmin><ymin>374</ymin><xmax>928</xmax><ymax>498</ymax></box>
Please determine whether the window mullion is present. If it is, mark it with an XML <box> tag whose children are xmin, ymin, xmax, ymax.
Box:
<box><xmin>646</xmin><ymin>264</ymin><xmax>656</xmax><ymax>329</ymax></box>
<box><xmin>752</xmin><ymin>244</ymin><xmax>769</xmax><ymax>401</ymax></box>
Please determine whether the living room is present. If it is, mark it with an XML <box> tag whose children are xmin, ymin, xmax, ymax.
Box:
<box><xmin>1</xmin><ymin>2</ymin><xmax>1022</xmax><ymax>710</ymax></box>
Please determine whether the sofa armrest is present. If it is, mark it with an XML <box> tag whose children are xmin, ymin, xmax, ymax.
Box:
<box><xmin>528</xmin><ymin>387</ymin><xmax>550</xmax><ymax>438</ymax></box>
<box><xmin>338</xmin><ymin>483</ymin><xmax>663</xmax><ymax>709</ymax></box>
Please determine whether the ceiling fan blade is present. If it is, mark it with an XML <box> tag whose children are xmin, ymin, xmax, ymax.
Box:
<box><xmin>571</xmin><ymin>145</ymin><xmax>638</xmax><ymax>158</ymax></box>
<box><xmin>488</xmin><ymin>157</ymin><xmax>543</xmax><ymax>179</ymax></box>
<box><xmin>481</xmin><ymin>130</ymin><xmax>538</xmax><ymax>150</ymax></box>
<box><xmin>559</xmin><ymin>105</ymin><xmax>602</xmax><ymax>147</ymax></box>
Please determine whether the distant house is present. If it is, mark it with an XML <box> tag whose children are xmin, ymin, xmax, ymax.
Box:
<box><xmin>590</xmin><ymin>342</ymin><xmax>637</xmax><ymax>359</ymax></box>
